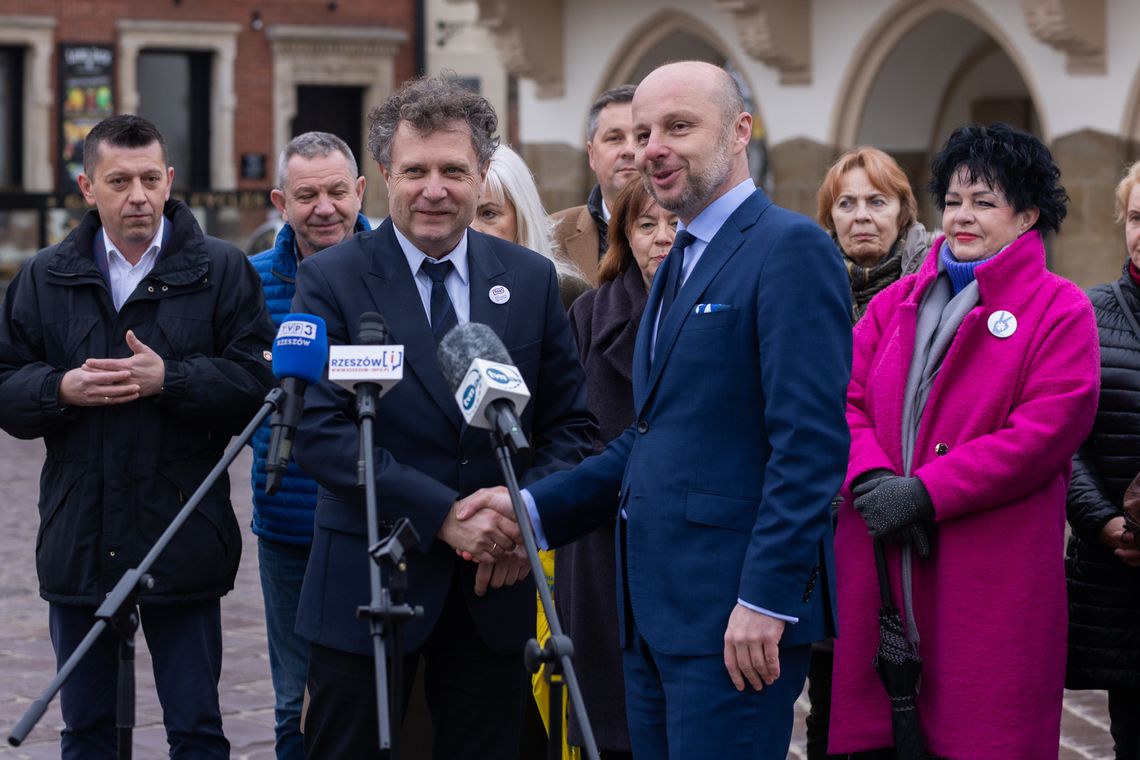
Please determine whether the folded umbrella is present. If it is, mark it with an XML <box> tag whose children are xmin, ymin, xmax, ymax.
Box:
<box><xmin>873</xmin><ymin>538</ymin><xmax>926</xmax><ymax>760</ymax></box>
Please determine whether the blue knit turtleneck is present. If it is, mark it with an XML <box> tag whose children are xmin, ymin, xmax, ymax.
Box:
<box><xmin>941</xmin><ymin>244</ymin><xmax>996</xmax><ymax>295</ymax></box>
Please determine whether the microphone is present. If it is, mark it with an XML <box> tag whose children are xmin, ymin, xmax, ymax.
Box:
<box><xmin>437</xmin><ymin>322</ymin><xmax>531</xmax><ymax>453</ymax></box>
<box><xmin>265</xmin><ymin>313</ymin><xmax>329</xmax><ymax>496</ymax></box>
<box><xmin>327</xmin><ymin>312</ymin><xmax>404</xmax><ymax>399</ymax></box>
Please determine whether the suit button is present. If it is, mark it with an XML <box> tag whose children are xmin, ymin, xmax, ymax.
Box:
<box><xmin>637</xmin><ymin>420</ymin><xmax>649</xmax><ymax>434</ymax></box>
<box><xmin>459</xmin><ymin>456</ymin><xmax>469</xmax><ymax>465</ymax></box>
<box><xmin>934</xmin><ymin>443</ymin><xmax>949</xmax><ymax>455</ymax></box>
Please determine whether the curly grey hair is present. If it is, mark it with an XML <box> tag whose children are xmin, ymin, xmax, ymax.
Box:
<box><xmin>367</xmin><ymin>75</ymin><xmax>498</xmax><ymax>170</ymax></box>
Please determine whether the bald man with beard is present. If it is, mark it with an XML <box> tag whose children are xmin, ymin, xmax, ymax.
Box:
<box><xmin>461</xmin><ymin>60</ymin><xmax>851</xmax><ymax>759</ymax></box>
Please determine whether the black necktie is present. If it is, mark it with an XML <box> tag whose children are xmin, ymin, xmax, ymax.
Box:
<box><xmin>658</xmin><ymin>230</ymin><xmax>696</xmax><ymax>322</ymax></box>
<box><xmin>421</xmin><ymin>259</ymin><xmax>458</xmax><ymax>342</ymax></box>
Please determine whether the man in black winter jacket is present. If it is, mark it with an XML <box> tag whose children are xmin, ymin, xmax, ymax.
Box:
<box><xmin>0</xmin><ymin>114</ymin><xmax>275</xmax><ymax>758</ymax></box>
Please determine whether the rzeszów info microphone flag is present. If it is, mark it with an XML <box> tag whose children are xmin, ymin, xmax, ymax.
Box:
<box><xmin>328</xmin><ymin>340</ymin><xmax>404</xmax><ymax>399</ymax></box>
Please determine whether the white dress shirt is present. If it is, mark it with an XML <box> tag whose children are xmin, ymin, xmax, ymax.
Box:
<box><xmin>103</xmin><ymin>216</ymin><xmax>165</xmax><ymax>312</ymax></box>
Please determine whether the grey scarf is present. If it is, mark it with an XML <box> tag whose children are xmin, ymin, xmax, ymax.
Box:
<box><xmin>897</xmin><ymin>247</ymin><xmax>980</xmax><ymax>643</ymax></box>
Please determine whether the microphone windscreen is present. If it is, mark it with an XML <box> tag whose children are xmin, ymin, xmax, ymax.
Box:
<box><xmin>358</xmin><ymin>311</ymin><xmax>391</xmax><ymax>346</ymax></box>
<box><xmin>437</xmin><ymin>322</ymin><xmax>513</xmax><ymax>394</ymax></box>
<box><xmin>272</xmin><ymin>313</ymin><xmax>328</xmax><ymax>385</ymax></box>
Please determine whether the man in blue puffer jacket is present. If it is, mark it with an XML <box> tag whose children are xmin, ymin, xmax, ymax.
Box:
<box><xmin>248</xmin><ymin>131</ymin><xmax>368</xmax><ymax>760</ymax></box>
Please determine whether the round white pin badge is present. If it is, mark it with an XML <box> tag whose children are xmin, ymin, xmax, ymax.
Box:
<box><xmin>987</xmin><ymin>310</ymin><xmax>1017</xmax><ymax>339</ymax></box>
<box><xmin>489</xmin><ymin>285</ymin><xmax>510</xmax><ymax>305</ymax></box>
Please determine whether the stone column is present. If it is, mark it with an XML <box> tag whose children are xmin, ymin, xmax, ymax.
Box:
<box><xmin>1050</xmin><ymin>129</ymin><xmax>1131</xmax><ymax>288</ymax></box>
<box><xmin>521</xmin><ymin>142</ymin><xmax>590</xmax><ymax>215</ymax></box>
<box><xmin>767</xmin><ymin>137</ymin><xmax>835</xmax><ymax>218</ymax></box>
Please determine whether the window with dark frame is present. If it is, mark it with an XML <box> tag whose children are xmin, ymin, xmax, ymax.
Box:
<box><xmin>292</xmin><ymin>85</ymin><xmax>364</xmax><ymax>170</ymax></box>
<box><xmin>0</xmin><ymin>46</ymin><xmax>25</xmax><ymax>190</ymax></box>
<box><xmin>136</xmin><ymin>49</ymin><xmax>212</xmax><ymax>189</ymax></box>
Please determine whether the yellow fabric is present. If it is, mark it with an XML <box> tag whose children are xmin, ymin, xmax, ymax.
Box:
<box><xmin>532</xmin><ymin>549</ymin><xmax>581</xmax><ymax>760</ymax></box>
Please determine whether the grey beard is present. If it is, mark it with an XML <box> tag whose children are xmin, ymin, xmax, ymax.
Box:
<box><xmin>650</xmin><ymin>141</ymin><xmax>734</xmax><ymax>219</ymax></box>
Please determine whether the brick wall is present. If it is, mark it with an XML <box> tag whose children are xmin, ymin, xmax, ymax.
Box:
<box><xmin>0</xmin><ymin>0</ymin><xmax>418</xmax><ymax>191</ymax></box>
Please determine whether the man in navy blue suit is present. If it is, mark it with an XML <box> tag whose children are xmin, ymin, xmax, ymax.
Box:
<box><xmin>290</xmin><ymin>76</ymin><xmax>594</xmax><ymax>758</ymax></box>
<box><xmin>462</xmin><ymin>60</ymin><xmax>852</xmax><ymax>758</ymax></box>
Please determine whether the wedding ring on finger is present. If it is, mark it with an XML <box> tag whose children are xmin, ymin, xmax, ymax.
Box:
<box><xmin>491</xmin><ymin>542</ymin><xmax>499</xmax><ymax>554</ymax></box>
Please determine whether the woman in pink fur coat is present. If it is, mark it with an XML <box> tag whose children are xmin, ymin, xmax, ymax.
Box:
<box><xmin>829</xmin><ymin>124</ymin><xmax>1101</xmax><ymax>759</ymax></box>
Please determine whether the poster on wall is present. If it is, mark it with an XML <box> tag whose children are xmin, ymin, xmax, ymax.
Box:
<box><xmin>58</xmin><ymin>43</ymin><xmax>114</xmax><ymax>192</ymax></box>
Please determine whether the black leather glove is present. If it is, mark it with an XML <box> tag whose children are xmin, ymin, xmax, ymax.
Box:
<box><xmin>852</xmin><ymin>474</ymin><xmax>934</xmax><ymax>540</ymax></box>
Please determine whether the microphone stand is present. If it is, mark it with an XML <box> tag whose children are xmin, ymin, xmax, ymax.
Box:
<box><xmin>9</xmin><ymin>388</ymin><xmax>286</xmax><ymax>757</ymax></box>
<box><xmin>490</xmin><ymin>435</ymin><xmax>600</xmax><ymax>760</ymax></box>
<box><xmin>352</xmin><ymin>385</ymin><xmax>423</xmax><ymax>756</ymax></box>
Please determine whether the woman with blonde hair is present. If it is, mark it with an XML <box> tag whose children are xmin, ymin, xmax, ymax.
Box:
<box><xmin>473</xmin><ymin>144</ymin><xmax>589</xmax><ymax>308</ymax></box>
<box><xmin>1065</xmin><ymin>158</ymin><xmax>1140</xmax><ymax>760</ymax></box>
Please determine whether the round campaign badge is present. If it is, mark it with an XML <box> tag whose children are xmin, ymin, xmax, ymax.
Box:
<box><xmin>489</xmin><ymin>285</ymin><xmax>510</xmax><ymax>305</ymax></box>
<box><xmin>263</xmin><ymin>350</ymin><xmax>273</xmax><ymax>361</ymax></box>
<box><xmin>987</xmin><ymin>310</ymin><xmax>1017</xmax><ymax>339</ymax></box>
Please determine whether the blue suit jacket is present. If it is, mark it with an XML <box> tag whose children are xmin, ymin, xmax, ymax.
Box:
<box><xmin>291</xmin><ymin>219</ymin><xmax>595</xmax><ymax>655</ymax></box>
<box><xmin>529</xmin><ymin>188</ymin><xmax>851</xmax><ymax>656</ymax></box>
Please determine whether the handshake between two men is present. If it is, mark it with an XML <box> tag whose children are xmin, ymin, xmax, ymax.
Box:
<box><xmin>437</xmin><ymin>486</ymin><xmax>529</xmax><ymax>596</ymax></box>
<box><xmin>433</xmin><ymin>484</ymin><xmax>789</xmax><ymax>694</ymax></box>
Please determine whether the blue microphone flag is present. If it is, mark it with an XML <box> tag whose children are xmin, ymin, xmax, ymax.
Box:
<box><xmin>272</xmin><ymin>313</ymin><xmax>328</xmax><ymax>385</ymax></box>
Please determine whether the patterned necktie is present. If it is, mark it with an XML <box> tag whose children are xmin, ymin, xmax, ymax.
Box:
<box><xmin>658</xmin><ymin>230</ymin><xmax>697</xmax><ymax>323</ymax></box>
<box><xmin>421</xmin><ymin>259</ymin><xmax>458</xmax><ymax>342</ymax></box>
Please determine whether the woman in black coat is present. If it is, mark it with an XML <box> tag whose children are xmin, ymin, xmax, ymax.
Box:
<box><xmin>556</xmin><ymin>177</ymin><xmax>676</xmax><ymax>759</ymax></box>
<box><xmin>1066</xmin><ymin>159</ymin><xmax>1140</xmax><ymax>760</ymax></box>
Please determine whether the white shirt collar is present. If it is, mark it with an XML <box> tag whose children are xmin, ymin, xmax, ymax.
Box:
<box><xmin>103</xmin><ymin>216</ymin><xmax>165</xmax><ymax>311</ymax></box>
<box><xmin>102</xmin><ymin>215</ymin><xmax>165</xmax><ymax>267</ymax></box>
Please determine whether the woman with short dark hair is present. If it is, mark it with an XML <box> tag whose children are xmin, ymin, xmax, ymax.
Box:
<box><xmin>472</xmin><ymin>144</ymin><xmax>589</xmax><ymax>309</ymax></box>
<box><xmin>829</xmin><ymin>123</ymin><xmax>1101</xmax><ymax>758</ymax></box>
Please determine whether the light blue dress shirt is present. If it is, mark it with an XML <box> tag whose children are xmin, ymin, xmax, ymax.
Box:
<box><xmin>650</xmin><ymin>178</ymin><xmax>756</xmax><ymax>357</ymax></box>
<box><xmin>392</xmin><ymin>224</ymin><xmax>471</xmax><ymax>326</ymax></box>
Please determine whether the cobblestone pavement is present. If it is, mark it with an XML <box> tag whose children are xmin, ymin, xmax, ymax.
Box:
<box><xmin>0</xmin><ymin>432</ymin><xmax>1120</xmax><ymax>759</ymax></box>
